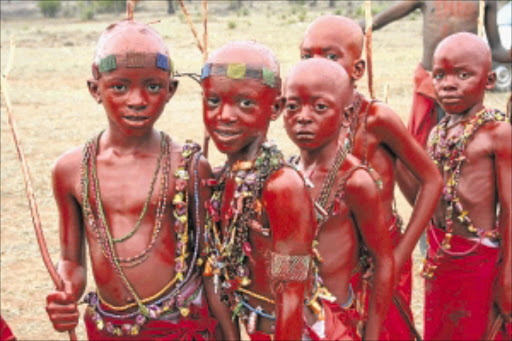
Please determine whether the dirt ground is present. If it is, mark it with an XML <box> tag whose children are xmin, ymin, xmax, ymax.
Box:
<box><xmin>1</xmin><ymin>1</ymin><xmax>510</xmax><ymax>340</ymax></box>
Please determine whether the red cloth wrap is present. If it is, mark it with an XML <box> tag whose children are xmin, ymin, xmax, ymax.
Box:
<box><xmin>408</xmin><ymin>63</ymin><xmax>437</xmax><ymax>147</ymax></box>
<box><xmin>0</xmin><ymin>315</ymin><xmax>16</xmax><ymax>341</ymax></box>
<box><xmin>350</xmin><ymin>217</ymin><xmax>414</xmax><ymax>340</ymax></box>
<box><xmin>84</xmin><ymin>300</ymin><xmax>216</xmax><ymax>341</ymax></box>
<box><xmin>322</xmin><ymin>300</ymin><xmax>361</xmax><ymax>341</ymax></box>
<box><xmin>249</xmin><ymin>331</ymin><xmax>273</xmax><ymax>341</ymax></box>
<box><xmin>424</xmin><ymin>226</ymin><xmax>500</xmax><ymax>340</ymax></box>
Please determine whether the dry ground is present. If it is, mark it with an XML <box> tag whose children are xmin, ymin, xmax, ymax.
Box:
<box><xmin>1</xmin><ymin>1</ymin><xmax>509</xmax><ymax>340</ymax></box>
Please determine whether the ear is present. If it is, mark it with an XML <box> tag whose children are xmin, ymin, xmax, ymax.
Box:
<box><xmin>166</xmin><ymin>79</ymin><xmax>179</xmax><ymax>102</ymax></box>
<box><xmin>485</xmin><ymin>71</ymin><xmax>496</xmax><ymax>90</ymax></box>
<box><xmin>87</xmin><ymin>79</ymin><xmax>102</xmax><ymax>104</ymax></box>
<box><xmin>352</xmin><ymin>59</ymin><xmax>365</xmax><ymax>81</ymax></box>
<box><xmin>270</xmin><ymin>96</ymin><xmax>285</xmax><ymax>121</ymax></box>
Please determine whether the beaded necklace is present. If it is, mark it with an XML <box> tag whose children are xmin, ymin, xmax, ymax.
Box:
<box><xmin>81</xmin><ymin>132</ymin><xmax>201</xmax><ymax>326</ymax></box>
<box><xmin>202</xmin><ymin>141</ymin><xmax>284</xmax><ymax>330</ymax></box>
<box><xmin>422</xmin><ymin>108</ymin><xmax>506</xmax><ymax>277</ymax></box>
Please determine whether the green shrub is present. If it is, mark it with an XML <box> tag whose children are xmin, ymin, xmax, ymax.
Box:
<box><xmin>228</xmin><ymin>21</ymin><xmax>237</xmax><ymax>30</ymax></box>
<box><xmin>95</xmin><ymin>0</ymin><xmax>127</xmax><ymax>14</ymax></box>
<box><xmin>38</xmin><ymin>0</ymin><xmax>61</xmax><ymax>18</ymax></box>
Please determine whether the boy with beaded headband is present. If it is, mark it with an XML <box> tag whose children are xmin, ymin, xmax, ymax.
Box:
<box><xmin>199</xmin><ymin>41</ymin><xmax>316</xmax><ymax>340</ymax></box>
<box><xmin>407</xmin><ymin>32</ymin><xmax>511</xmax><ymax>340</ymax></box>
<box><xmin>45</xmin><ymin>20</ymin><xmax>216</xmax><ymax>340</ymax></box>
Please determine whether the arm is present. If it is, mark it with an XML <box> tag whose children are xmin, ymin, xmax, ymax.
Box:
<box><xmin>346</xmin><ymin>169</ymin><xmax>394</xmax><ymax>340</ymax></box>
<box><xmin>494</xmin><ymin>123</ymin><xmax>512</xmax><ymax>317</ymax></box>
<box><xmin>193</xmin><ymin>156</ymin><xmax>240</xmax><ymax>340</ymax></box>
<box><xmin>45</xmin><ymin>151</ymin><xmax>87</xmax><ymax>332</ymax></box>
<box><xmin>374</xmin><ymin>105</ymin><xmax>442</xmax><ymax>277</ymax></box>
<box><xmin>360</xmin><ymin>0</ymin><xmax>422</xmax><ymax>31</ymax></box>
<box><xmin>485</xmin><ymin>0</ymin><xmax>512</xmax><ymax>63</ymax></box>
<box><xmin>263</xmin><ymin>167</ymin><xmax>316</xmax><ymax>341</ymax></box>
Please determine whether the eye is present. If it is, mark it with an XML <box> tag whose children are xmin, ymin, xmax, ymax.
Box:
<box><xmin>433</xmin><ymin>72</ymin><xmax>444</xmax><ymax>80</ymax></box>
<box><xmin>112</xmin><ymin>84</ymin><xmax>127</xmax><ymax>92</ymax></box>
<box><xmin>301</xmin><ymin>53</ymin><xmax>312</xmax><ymax>60</ymax></box>
<box><xmin>147</xmin><ymin>83</ymin><xmax>162</xmax><ymax>92</ymax></box>
<box><xmin>326</xmin><ymin>54</ymin><xmax>338</xmax><ymax>61</ymax></box>
<box><xmin>458</xmin><ymin>71</ymin><xmax>470</xmax><ymax>79</ymax></box>
<box><xmin>315</xmin><ymin>103</ymin><xmax>329</xmax><ymax>111</ymax></box>
<box><xmin>286</xmin><ymin>102</ymin><xmax>299</xmax><ymax>112</ymax></box>
<box><xmin>239</xmin><ymin>99</ymin><xmax>255</xmax><ymax>108</ymax></box>
<box><xmin>207</xmin><ymin>96</ymin><xmax>220</xmax><ymax>108</ymax></box>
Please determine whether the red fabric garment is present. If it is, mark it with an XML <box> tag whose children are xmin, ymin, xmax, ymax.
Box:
<box><xmin>408</xmin><ymin>63</ymin><xmax>437</xmax><ymax>148</ymax></box>
<box><xmin>322</xmin><ymin>299</ymin><xmax>361</xmax><ymax>341</ymax></box>
<box><xmin>248</xmin><ymin>331</ymin><xmax>273</xmax><ymax>341</ymax></box>
<box><xmin>0</xmin><ymin>315</ymin><xmax>16</xmax><ymax>341</ymax></box>
<box><xmin>84</xmin><ymin>301</ymin><xmax>216</xmax><ymax>341</ymax></box>
<box><xmin>424</xmin><ymin>226</ymin><xmax>500</xmax><ymax>340</ymax></box>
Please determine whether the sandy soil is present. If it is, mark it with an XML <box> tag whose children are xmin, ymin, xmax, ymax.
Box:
<box><xmin>1</xmin><ymin>1</ymin><xmax>509</xmax><ymax>340</ymax></box>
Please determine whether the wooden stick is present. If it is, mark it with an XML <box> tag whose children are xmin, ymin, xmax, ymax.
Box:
<box><xmin>478</xmin><ymin>0</ymin><xmax>485</xmax><ymax>38</ymax></box>
<box><xmin>201</xmin><ymin>0</ymin><xmax>210</xmax><ymax>158</ymax></box>
<box><xmin>364</xmin><ymin>1</ymin><xmax>375</xmax><ymax>99</ymax></box>
<box><xmin>0</xmin><ymin>37</ymin><xmax>76</xmax><ymax>341</ymax></box>
<box><xmin>178</xmin><ymin>0</ymin><xmax>204</xmax><ymax>54</ymax></box>
<box><xmin>384</xmin><ymin>83</ymin><xmax>389</xmax><ymax>104</ymax></box>
<box><xmin>126</xmin><ymin>0</ymin><xmax>137</xmax><ymax>21</ymax></box>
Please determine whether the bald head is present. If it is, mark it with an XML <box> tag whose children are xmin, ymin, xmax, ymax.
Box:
<box><xmin>94</xmin><ymin>20</ymin><xmax>170</xmax><ymax>66</ymax></box>
<box><xmin>207</xmin><ymin>41</ymin><xmax>280</xmax><ymax>74</ymax></box>
<box><xmin>302</xmin><ymin>15</ymin><xmax>364</xmax><ymax>60</ymax></box>
<box><xmin>434</xmin><ymin>32</ymin><xmax>492</xmax><ymax>72</ymax></box>
<box><xmin>286</xmin><ymin>58</ymin><xmax>351</xmax><ymax>107</ymax></box>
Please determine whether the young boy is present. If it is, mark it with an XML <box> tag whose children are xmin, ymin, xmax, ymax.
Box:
<box><xmin>420</xmin><ymin>32</ymin><xmax>511</xmax><ymax>340</ymax></box>
<box><xmin>45</xmin><ymin>20</ymin><xmax>216</xmax><ymax>340</ymax></box>
<box><xmin>300</xmin><ymin>15</ymin><xmax>443</xmax><ymax>339</ymax></box>
<box><xmin>200</xmin><ymin>41</ymin><xmax>316</xmax><ymax>340</ymax></box>
<box><xmin>365</xmin><ymin>0</ymin><xmax>511</xmax><ymax>147</ymax></box>
<box><xmin>284</xmin><ymin>58</ymin><xmax>394</xmax><ymax>340</ymax></box>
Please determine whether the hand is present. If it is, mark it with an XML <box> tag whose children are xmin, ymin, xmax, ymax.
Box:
<box><xmin>45</xmin><ymin>280</ymin><xmax>79</xmax><ymax>332</ymax></box>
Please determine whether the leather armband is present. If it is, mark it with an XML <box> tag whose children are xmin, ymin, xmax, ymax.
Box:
<box><xmin>270</xmin><ymin>252</ymin><xmax>311</xmax><ymax>282</ymax></box>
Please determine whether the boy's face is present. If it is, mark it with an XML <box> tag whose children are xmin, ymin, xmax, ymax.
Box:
<box><xmin>92</xmin><ymin>66</ymin><xmax>175</xmax><ymax>136</ymax></box>
<box><xmin>432</xmin><ymin>43</ymin><xmax>494</xmax><ymax>115</ymax></box>
<box><xmin>300</xmin><ymin>19</ymin><xmax>363</xmax><ymax>81</ymax></box>
<box><xmin>203</xmin><ymin>76</ymin><xmax>279</xmax><ymax>155</ymax></box>
<box><xmin>283</xmin><ymin>68</ymin><xmax>346</xmax><ymax>151</ymax></box>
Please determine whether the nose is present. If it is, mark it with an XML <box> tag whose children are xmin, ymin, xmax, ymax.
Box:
<box><xmin>217</xmin><ymin>103</ymin><xmax>237</xmax><ymax>123</ymax></box>
<box><xmin>440</xmin><ymin>75</ymin><xmax>457</xmax><ymax>91</ymax></box>
<box><xmin>127</xmin><ymin>87</ymin><xmax>148</xmax><ymax>111</ymax></box>
<box><xmin>297</xmin><ymin>108</ymin><xmax>312</xmax><ymax>125</ymax></box>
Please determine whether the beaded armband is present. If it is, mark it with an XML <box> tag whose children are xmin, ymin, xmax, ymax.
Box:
<box><xmin>270</xmin><ymin>252</ymin><xmax>311</xmax><ymax>282</ymax></box>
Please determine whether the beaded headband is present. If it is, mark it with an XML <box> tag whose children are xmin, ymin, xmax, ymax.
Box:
<box><xmin>92</xmin><ymin>52</ymin><xmax>173</xmax><ymax>79</ymax></box>
<box><xmin>201</xmin><ymin>63</ymin><xmax>281</xmax><ymax>89</ymax></box>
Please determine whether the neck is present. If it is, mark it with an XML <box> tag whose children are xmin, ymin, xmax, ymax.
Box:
<box><xmin>446</xmin><ymin>103</ymin><xmax>485</xmax><ymax>127</ymax></box>
<box><xmin>226</xmin><ymin>136</ymin><xmax>267</xmax><ymax>166</ymax></box>
<box><xmin>103</xmin><ymin>127</ymin><xmax>160</xmax><ymax>155</ymax></box>
<box><xmin>299</xmin><ymin>137</ymin><xmax>339</xmax><ymax>174</ymax></box>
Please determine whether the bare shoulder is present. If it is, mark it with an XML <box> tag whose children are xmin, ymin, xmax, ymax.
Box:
<box><xmin>264</xmin><ymin>166</ymin><xmax>306</xmax><ymax>195</ymax></box>
<box><xmin>487</xmin><ymin>120</ymin><xmax>512</xmax><ymax>153</ymax></box>
<box><xmin>367</xmin><ymin>101</ymin><xmax>405</xmax><ymax>131</ymax></box>
<box><xmin>52</xmin><ymin>146</ymin><xmax>83</xmax><ymax>183</ymax></box>
<box><xmin>343</xmin><ymin>155</ymin><xmax>380</xmax><ymax>204</ymax></box>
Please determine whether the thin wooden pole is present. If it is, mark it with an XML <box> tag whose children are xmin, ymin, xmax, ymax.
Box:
<box><xmin>201</xmin><ymin>0</ymin><xmax>210</xmax><ymax>158</ymax></box>
<box><xmin>0</xmin><ymin>37</ymin><xmax>76</xmax><ymax>341</ymax></box>
<box><xmin>478</xmin><ymin>0</ymin><xmax>485</xmax><ymax>38</ymax></box>
<box><xmin>364</xmin><ymin>1</ymin><xmax>374</xmax><ymax>99</ymax></box>
<box><xmin>178</xmin><ymin>0</ymin><xmax>205</xmax><ymax>54</ymax></box>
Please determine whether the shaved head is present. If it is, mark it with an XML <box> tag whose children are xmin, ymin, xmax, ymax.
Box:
<box><xmin>434</xmin><ymin>32</ymin><xmax>492</xmax><ymax>72</ymax></box>
<box><xmin>207</xmin><ymin>41</ymin><xmax>280</xmax><ymax>74</ymax></box>
<box><xmin>94</xmin><ymin>20</ymin><xmax>170</xmax><ymax>66</ymax></box>
<box><xmin>303</xmin><ymin>15</ymin><xmax>364</xmax><ymax>60</ymax></box>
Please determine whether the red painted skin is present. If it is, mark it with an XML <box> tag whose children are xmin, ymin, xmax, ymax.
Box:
<box><xmin>428</xmin><ymin>32</ymin><xmax>511</xmax><ymax>328</ymax></box>
<box><xmin>366</xmin><ymin>0</ymin><xmax>511</xmax><ymax>71</ymax></box>
<box><xmin>201</xmin><ymin>42</ymin><xmax>316</xmax><ymax>340</ymax></box>
<box><xmin>44</xmin><ymin>21</ymin><xmax>213</xmax><ymax>335</ymax></box>
<box><xmin>283</xmin><ymin>58</ymin><xmax>394</xmax><ymax>340</ymax></box>
<box><xmin>300</xmin><ymin>16</ymin><xmax>442</xmax><ymax>290</ymax></box>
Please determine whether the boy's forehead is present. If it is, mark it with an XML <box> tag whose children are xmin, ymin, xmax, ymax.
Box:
<box><xmin>434</xmin><ymin>33</ymin><xmax>491</xmax><ymax>67</ymax></box>
<box><xmin>302</xmin><ymin>29</ymin><xmax>347</xmax><ymax>50</ymax></box>
<box><xmin>102</xmin><ymin>28</ymin><xmax>167</xmax><ymax>56</ymax></box>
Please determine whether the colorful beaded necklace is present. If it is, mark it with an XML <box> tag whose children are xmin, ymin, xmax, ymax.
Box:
<box><xmin>81</xmin><ymin>132</ymin><xmax>202</xmax><ymax>335</ymax></box>
<box><xmin>202</xmin><ymin>141</ymin><xmax>284</xmax><ymax>331</ymax></box>
<box><xmin>422</xmin><ymin>108</ymin><xmax>506</xmax><ymax>277</ymax></box>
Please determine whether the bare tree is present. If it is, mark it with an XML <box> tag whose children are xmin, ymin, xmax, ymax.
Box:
<box><xmin>167</xmin><ymin>0</ymin><xmax>175</xmax><ymax>14</ymax></box>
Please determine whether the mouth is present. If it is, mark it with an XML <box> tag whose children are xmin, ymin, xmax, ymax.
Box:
<box><xmin>295</xmin><ymin>130</ymin><xmax>315</xmax><ymax>139</ymax></box>
<box><xmin>439</xmin><ymin>96</ymin><xmax>461</xmax><ymax>105</ymax></box>
<box><xmin>123</xmin><ymin>115</ymin><xmax>150</xmax><ymax>122</ymax></box>
<box><xmin>215</xmin><ymin>129</ymin><xmax>241</xmax><ymax>138</ymax></box>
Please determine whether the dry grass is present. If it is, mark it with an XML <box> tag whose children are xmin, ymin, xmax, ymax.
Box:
<box><xmin>1</xmin><ymin>1</ymin><xmax>509</xmax><ymax>340</ymax></box>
